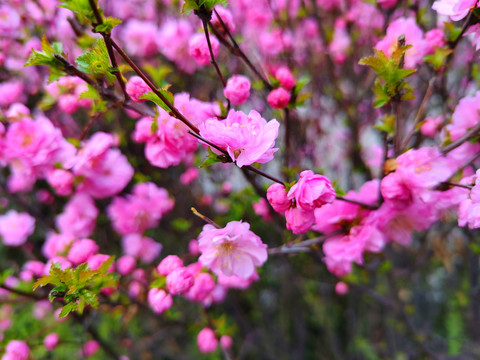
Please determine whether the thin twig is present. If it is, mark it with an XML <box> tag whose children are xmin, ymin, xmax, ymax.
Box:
<box><xmin>441</xmin><ymin>122</ymin><xmax>480</xmax><ymax>154</ymax></box>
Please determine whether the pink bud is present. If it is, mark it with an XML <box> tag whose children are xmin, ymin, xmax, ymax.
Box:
<box><xmin>335</xmin><ymin>281</ymin><xmax>349</xmax><ymax>295</ymax></box>
<box><xmin>224</xmin><ymin>75</ymin><xmax>251</xmax><ymax>105</ymax></box>
<box><xmin>377</xmin><ymin>0</ymin><xmax>397</xmax><ymax>9</ymax></box>
<box><xmin>220</xmin><ymin>335</ymin><xmax>233</xmax><ymax>350</ymax></box>
<box><xmin>4</xmin><ymin>340</ymin><xmax>29</xmax><ymax>360</ymax></box>
<box><xmin>126</xmin><ymin>76</ymin><xmax>150</xmax><ymax>103</ymax></box>
<box><xmin>148</xmin><ymin>288</ymin><xmax>173</xmax><ymax>314</ymax></box>
<box><xmin>267</xmin><ymin>87</ymin><xmax>291</xmax><ymax>109</ymax></box>
<box><xmin>166</xmin><ymin>267</ymin><xmax>194</xmax><ymax>295</ymax></box>
<box><xmin>267</xmin><ymin>183</ymin><xmax>290</xmax><ymax>213</ymax></box>
<box><xmin>116</xmin><ymin>255</ymin><xmax>136</xmax><ymax>276</ymax></box>
<box><xmin>189</xmin><ymin>33</ymin><xmax>219</xmax><ymax>66</ymax></box>
<box><xmin>275</xmin><ymin>67</ymin><xmax>295</xmax><ymax>91</ymax></box>
<box><xmin>197</xmin><ymin>328</ymin><xmax>218</xmax><ymax>353</ymax></box>
<box><xmin>67</xmin><ymin>239</ymin><xmax>99</xmax><ymax>264</ymax></box>
<box><xmin>157</xmin><ymin>255</ymin><xmax>184</xmax><ymax>276</ymax></box>
<box><xmin>44</xmin><ymin>333</ymin><xmax>59</xmax><ymax>351</ymax></box>
<box><xmin>82</xmin><ymin>340</ymin><xmax>99</xmax><ymax>357</ymax></box>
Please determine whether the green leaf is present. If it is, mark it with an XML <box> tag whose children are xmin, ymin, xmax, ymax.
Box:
<box><xmin>139</xmin><ymin>88</ymin><xmax>175</xmax><ymax>112</ymax></box>
<box><xmin>95</xmin><ymin>17</ymin><xmax>122</xmax><ymax>33</ymax></box>
<box><xmin>76</xmin><ymin>38</ymin><xmax>116</xmax><ymax>83</ymax></box>
<box><xmin>81</xmin><ymin>289</ymin><xmax>99</xmax><ymax>309</ymax></box>
<box><xmin>33</xmin><ymin>275</ymin><xmax>55</xmax><ymax>290</ymax></box>
<box><xmin>58</xmin><ymin>0</ymin><xmax>100</xmax><ymax>25</ymax></box>
<box><xmin>199</xmin><ymin>147</ymin><xmax>228</xmax><ymax>168</ymax></box>
<box><xmin>58</xmin><ymin>302</ymin><xmax>78</xmax><ymax>319</ymax></box>
<box><xmin>25</xmin><ymin>35</ymin><xmax>64</xmax><ymax>68</ymax></box>
<box><xmin>424</xmin><ymin>47</ymin><xmax>453</xmax><ymax>71</ymax></box>
<box><xmin>98</xmin><ymin>256</ymin><xmax>115</xmax><ymax>275</ymax></box>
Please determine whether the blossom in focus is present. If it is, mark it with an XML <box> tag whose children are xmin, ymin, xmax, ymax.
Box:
<box><xmin>199</xmin><ymin>110</ymin><xmax>279</xmax><ymax>167</ymax></box>
<box><xmin>198</xmin><ymin>221</ymin><xmax>268</xmax><ymax>278</ymax></box>
<box><xmin>288</xmin><ymin>170</ymin><xmax>336</xmax><ymax>211</ymax></box>
<box><xmin>0</xmin><ymin>210</ymin><xmax>35</xmax><ymax>247</ymax></box>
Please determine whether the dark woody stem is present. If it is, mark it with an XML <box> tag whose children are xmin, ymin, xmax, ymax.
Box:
<box><xmin>87</xmin><ymin>0</ymin><xmax>129</xmax><ymax>101</ymax></box>
<box><xmin>109</xmin><ymin>39</ymin><xmax>201</xmax><ymax>134</ymax></box>
<box><xmin>201</xmin><ymin>17</ymin><xmax>227</xmax><ymax>87</ymax></box>
<box><xmin>211</xmin><ymin>9</ymin><xmax>273</xmax><ymax>90</ymax></box>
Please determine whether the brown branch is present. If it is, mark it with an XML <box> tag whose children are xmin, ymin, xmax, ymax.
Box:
<box><xmin>441</xmin><ymin>122</ymin><xmax>480</xmax><ymax>154</ymax></box>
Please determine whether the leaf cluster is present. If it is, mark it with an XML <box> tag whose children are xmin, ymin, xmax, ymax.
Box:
<box><xmin>182</xmin><ymin>0</ymin><xmax>228</xmax><ymax>14</ymax></box>
<box><xmin>359</xmin><ymin>47</ymin><xmax>416</xmax><ymax>108</ymax></box>
<box><xmin>24</xmin><ymin>36</ymin><xmax>65</xmax><ymax>82</ymax></box>
<box><xmin>139</xmin><ymin>87</ymin><xmax>175</xmax><ymax>113</ymax></box>
<box><xmin>76</xmin><ymin>38</ymin><xmax>116</xmax><ymax>84</ymax></box>
<box><xmin>199</xmin><ymin>147</ymin><xmax>230</xmax><ymax>168</ymax></box>
<box><xmin>33</xmin><ymin>257</ymin><xmax>117</xmax><ymax>318</ymax></box>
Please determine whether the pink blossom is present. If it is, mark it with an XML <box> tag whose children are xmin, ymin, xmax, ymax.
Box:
<box><xmin>329</xmin><ymin>18</ymin><xmax>351</xmax><ymax>64</ymax></box>
<box><xmin>157</xmin><ymin>255</ymin><xmax>184</xmax><ymax>276</ymax></box>
<box><xmin>375</xmin><ymin>17</ymin><xmax>428</xmax><ymax>69</ymax></box>
<box><xmin>56</xmin><ymin>194</ymin><xmax>98</xmax><ymax>238</ymax></box>
<box><xmin>42</xmin><ymin>233</ymin><xmax>75</xmax><ymax>259</ymax></box>
<box><xmin>197</xmin><ymin>328</ymin><xmax>218</xmax><ymax>354</ymax></box>
<box><xmin>446</xmin><ymin>91</ymin><xmax>480</xmax><ymax>141</ymax></box>
<box><xmin>6</xmin><ymin>103</ymin><xmax>30</xmax><ymax>122</ymax></box>
<box><xmin>166</xmin><ymin>267</ymin><xmax>195</xmax><ymax>295</ymax></box>
<box><xmin>378</xmin><ymin>0</ymin><xmax>398</xmax><ymax>9</ymax></box>
<box><xmin>285</xmin><ymin>207</ymin><xmax>316</xmax><ymax>233</ymax></box>
<box><xmin>44</xmin><ymin>333</ymin><xmax>59</xmax><ymax>351</ymax></box>
<box><xmin>335</xmin><ymin>282</ymin><xmax>349</xmax><ymax>295</ymax></box>
<box><xmin>2</xmin><ymin>340</ymin><xmax>29</xmax><ymax>360</ymax></box>
<box><xmin>186</xmin><ymin>272</ymin><xmax>216</xmax><ymax>302</ymax></box>
<box><xmin>199</xmin><ymin>110</ymin><xmax>279</xmax><ymax>167</ymax></box>
<box><xmin>67</xmin><ymin>239</ymin><xmax>99</xmax><ymax>264</ymax></box>
<box><xmin>267</xmin><ymin>88</ymin><xmax>291</xmax><ymax>109</ymax></box>
<box><xmin>288</xmin><ymin>170</ymin><xmax>336</xmax><ymax>211</ymax></box>
<box><xmin>82</xmin><ymin>340</ymin><xmax>99</xmax><ymax>357</ymax></box>
<box><xmin>275</xmin><ymin>66</ymin><xmax>295</xmax><ymax>91</ymax></box>
<box><xmin>122</xmin><ymin>20</ymin><xmax>158</xmax><ymax>57</ymax></box>
<box><xmin>425</xmin><ymin>29</ymin><xmax>446</xmax><ymax>53</ymax></box>
<box><xmin>253</xmin><ymin>198</ymin><xmax>272</xmax><ymax>221</ymax></box>
<box><xmin>0</xmin><ymin>81</ymin><xmax>24</xmax><ymax>107</ymax></box>
<box><xmin>189</xmin><ymin>33</ymin><xmax>219</xmax><ymax>66</ymax></box>
<box><xmin>267</xmin><ymin>183</ymin><xmax>291</xmax><ymax>213</ymax></box>
<box><xmin>211</xmin><ymin>6</ymin><xmax>235</xmax><ymax>35</ymax></box>
<box><xmin>432</xmin><ymin>0</ymin><xmax>477</xmax><ymax>21</ymax></box>
<box><xmin>465</xmin><ymin>24</ymin><xmax>480</xmax><ymax>50</ymax></box>
<box><xmin>116</xmin><ymin>255</ymin><xmax>136</xmax><ymax>276</ymax></box>
<box><xmin>421</xmin><ymin>116</ymin><xmax>443</xmax><ymax>138</ymax></box>
<box><xmin>198</xmin><ymin>221</ymin><xmax>268</xmax><ymax>278</ymax></box>
<box><xmin>46</xmin><ymin>169</ymin><xmax>74</xmax><ymax>196</ymax></box>
<box><xmin>73</xmin><ymin>132</ymin><xmax>134</xmax><ymax>198</ymax></box>
<box><xmin>87</xmin><ymin>254</ymin><xmax>113</xmax><ymax>271</ymax></box>
<box><xmin>157</xmin><ymin>19</ymin><xmax>197</xmax><ymax>74</ymax></box>
<box><xmin>148</xmin><ymin>288</ymin><xmax>173</xmax><ymax>314</ymax></box>
<box><xmin>220</xmin><ymin>335</ymin><xmax>233</xmax><ymax>350</ymax></box>
<box><xmin>0</xmin><ymin>210</ymin><xmax>35</xmax><ymax>247</ymax></box>
<box><xmin>126</xmin><ymin>76</ymin><xmax>150</xmax><ymax>102</ymax></box>
<box><xmin>224</xmin><ymin>75</ymin><xmax>251</xmax><ymax>105</ymax></box>
<box><xmin>122</xmin><ymin>234</ymin><xmax>162</xmax><ymax>263</ymax></box>
<box><xmin>108</xmin><ymin>182</ymin><xmax>174</xmax><ymax>235</ymax></box>
<box><xmin>180</xmin><ymin>167</ymin><xmax>199</xmax><ymax>185</ymax></box>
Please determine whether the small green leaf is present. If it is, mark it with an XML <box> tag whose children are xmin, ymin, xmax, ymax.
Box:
<box><xmin>199</xmin><ymin>147</ymin><xmax>228</xmax><ymax>168</ymax></box>
<box><xmin>139</xmin><ymin>88</ymin><xmax>175</xmax><ymax>112</ymax></box>
<box><xmin>58</xmin><ymin>302</ymin><xmax>78</xmax><ymax>319</ymax></box>
<box><xmin>424</xmin><ymin>47</ymin><xmax>453</xmax><ymax>71</ymax></box>
<box><xmin>95</xmin><ymin>17</ymin><xmax>122</xmax><ymax>33</ymax></box>
<box><xmin>76</xmin><ymin>38</ymin><xmax>116</xmax><ymax>83</ymax></box>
